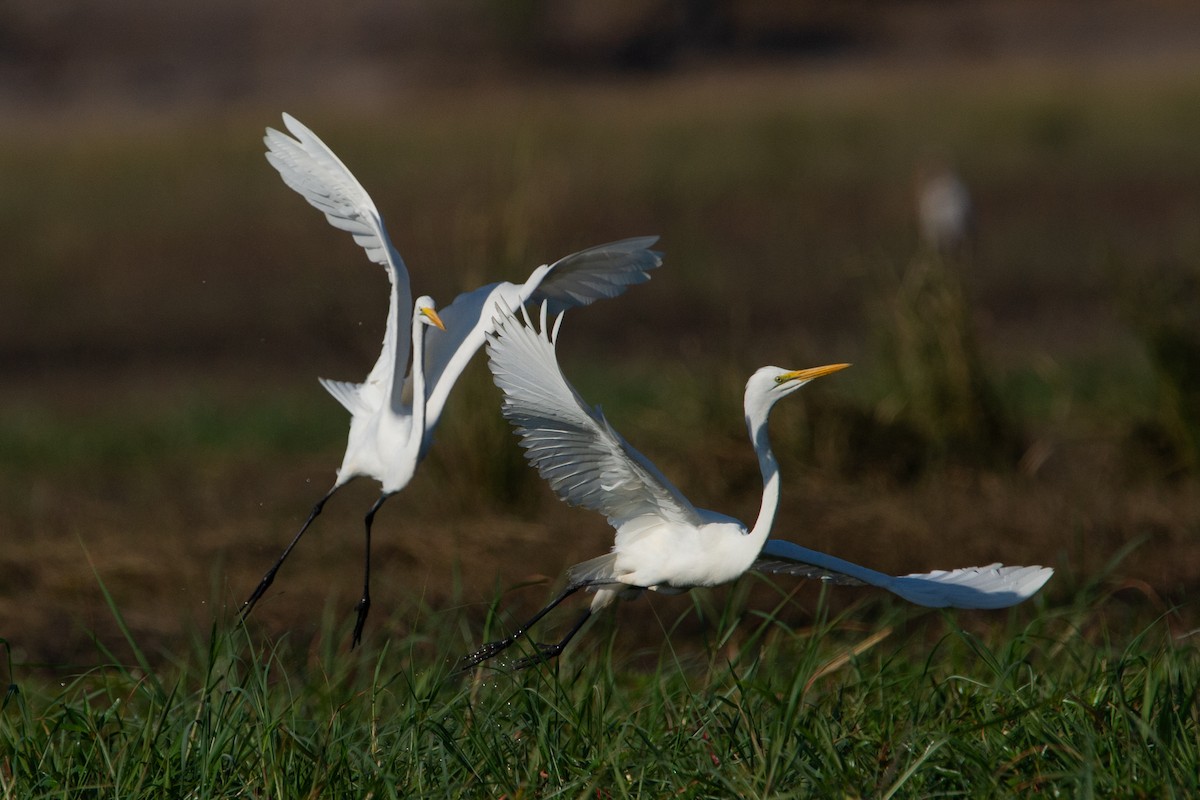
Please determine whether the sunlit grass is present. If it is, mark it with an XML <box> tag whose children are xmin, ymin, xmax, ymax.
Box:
<box><xmin>3</xmin><ymin>577</ymin><xmax>1198</xmax><ymax>798</ymax></box>
<box><xmin>3</xmin><ymin>61</ymin><xmax>1200</xmax><ymax>797</ymax></box>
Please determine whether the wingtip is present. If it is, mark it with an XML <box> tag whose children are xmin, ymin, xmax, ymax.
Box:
<box><xmin>1024</xmin><ymin>565</ymin><xmax>1055</xmax><ymax>594</ymax></box>
<box><xmin>890</xmin><ymin>561</ymin><xmax>1056</xmax><ymax>609</ymax></box>
<box><xmin>280</xmin><ymin>112</ymin><xmax>306</xmax><ymax>137</ymax></box>
<box><xmin>265</xmin><ymin>112</ymin><xmax>298</xmax><ymax>140</ymax></box>
<box><xmin>627</xmin><ymin>234</ymin><xmax>661</xmax><ymax>252</ymax></box>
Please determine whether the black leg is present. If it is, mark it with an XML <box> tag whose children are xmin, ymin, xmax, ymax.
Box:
<box><xmin>241</xmin><ymin>485</ymin><xmax>339</xmax><ymax>620</ymax></box>
<box><xmin>457</xmin><ymin>584</ymin><xmax>583</xmax><ymax>671</ymax></box>
<box><xmin>351</xmin><ymin>492</ymin><xmax>391</xmax><ymax>648</ymax></box>
<box><xmin>509</xmin><ymin>609</ymin><xmax>593</xmax><ymax>670</ymax></box>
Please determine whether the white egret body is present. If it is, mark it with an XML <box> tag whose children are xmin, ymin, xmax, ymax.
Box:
<box><xmin>460</xmin><ymin>305</ymin><xmax>1053</xmax><ymax>668</ymax></box>
<box><xmin>917</xmin><ymin>162</ymin><xmax>974</xmax><ymax>255</ymax></box>
<box><xmin>241</xmin><ymin>114</ymin><xmax>661</xmax><ymax>644</ymax></box>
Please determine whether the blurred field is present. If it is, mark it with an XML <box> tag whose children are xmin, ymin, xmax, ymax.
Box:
<box><xmin>3</xmin><ymin>26</ymin><xmax>1200</xmax><ymax>674</ymax></box>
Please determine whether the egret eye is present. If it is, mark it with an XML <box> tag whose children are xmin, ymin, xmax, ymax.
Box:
<box><xmin>774</xmin><ymin>375</ymin><xmax>786</xmax><ymax>384</ymax></box>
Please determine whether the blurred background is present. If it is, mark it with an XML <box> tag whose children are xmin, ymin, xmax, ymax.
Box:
<box><xmin>2</xmin><ymin>0</ymin><xmax>1199</xmax><ymax>670</ymax></box>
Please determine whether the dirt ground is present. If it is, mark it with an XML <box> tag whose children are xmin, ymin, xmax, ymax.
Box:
<box><xmin>3</xmin><ymin>363</ymin><xmax>1197</xmax><ymax>673</ymax></box>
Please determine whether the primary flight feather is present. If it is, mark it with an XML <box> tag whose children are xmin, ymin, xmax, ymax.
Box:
<box><xmin>460</xmin><ymin>303</ymin><xmax>1052</xmax><ymax>669</ymax></box>
<box><xmin>241</xmin><ymin>114</ymin><xmax>662</xmax><ymax>645</ymax></box>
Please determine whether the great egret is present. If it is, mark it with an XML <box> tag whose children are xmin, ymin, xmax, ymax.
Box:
<box><xmin>916</xmin><ymin>161</ymin><xmax>973</xmax><ymax>256</ymax></box>
<box><xmin>241</xmin><ymin>114</ymin><xmax>662</xmax><ymax>644</ymax></box>
<box><xmin>459</xmin><ymin>304</ymin><xmax>1053</xmax><ymax>669</ymax></box>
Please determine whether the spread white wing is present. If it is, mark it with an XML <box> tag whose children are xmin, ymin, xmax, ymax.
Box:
<box><xmin>528</xmin><ymin>236</ymin><xmax>662</xmax><ymax>317</ymax></box>
<box><xmin>754</xmin><ymin>539</ymin><xmax>1053</xmax><ymax>609</ymax></box>
<box><xmin>414</xmin><ymin>238</ymin><xmax>662</xmax><ymax>441</ymax></box>
<box><xmin>264</xmin><ymin>113</ymin><xmax>413</xmax><ymax>412</ymax></box>
<box><xmin>486</xmin><ymin>303</ymin><xmax>704</xmax><ymax>532</ymax></box>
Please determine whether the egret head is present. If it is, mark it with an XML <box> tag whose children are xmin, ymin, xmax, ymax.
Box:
<box><xmin>414</xmin><ymin>296</ymin><xmax>446</xmax><ymax>331</ymax></box>
<box><xmin>745</xmin><ymin>362</ymin><xmax>850</xmax><ymax>417</ymax></box>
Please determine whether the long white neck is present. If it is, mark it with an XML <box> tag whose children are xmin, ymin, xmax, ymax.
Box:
<box><xmin>745</xmin><ymin>402</ymin><xmax>781</xmax><ymax>549</ymax></box>
<box><xmin>408</xmin><ymin>317</ymin><xmax>432</xmax><ymax>460</ymax></box>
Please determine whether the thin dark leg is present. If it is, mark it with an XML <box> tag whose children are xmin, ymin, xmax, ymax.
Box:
<box><xmin>241</xmin><ymin>485</ymin><xmax>339</xmax><ymax>620</ymax></box>
<box><xmin>456</xmin><ymin>585</ymin><xmax>583</xmax><ymax>671</ymax></box>
<box><xmin>351</xmin><ymin>492</ymin><xmax>391</xmax><ymax>648</ymax></box>
<box><xmin>509</xmin><ymin>609</ymin><xmax>593</xmax><ymax>670</ymax></box>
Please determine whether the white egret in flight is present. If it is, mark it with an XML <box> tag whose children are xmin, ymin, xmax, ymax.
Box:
<box><xmin>460</xmin><ymin>304</ymin><xmax>1053</xmax><ymax>669</ymax></box>
<box><xmin>241</xmin><ymin>114</ymin><xmax>662</xmax><ymax>644</ymax></box>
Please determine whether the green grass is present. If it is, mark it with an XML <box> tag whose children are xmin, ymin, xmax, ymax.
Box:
<box><xmin>0</xmin><ymin>395</ymin><xmax>340</xmax><ymax>474</ymax></box>
<box><xmin>4</xmin><ymin>61</ymin><xmax>1200</xmax><ymax>798</ymax></box>
<box><xmin>3</xmin><ymin>578</ymin><xmax>1197</xmax><ymax>799</ymax></box>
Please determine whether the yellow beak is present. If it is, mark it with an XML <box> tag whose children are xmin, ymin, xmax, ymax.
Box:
<box><xmin>420</xmin><ymin>307</ymin><xmax>447</xmax><ymax>331</ymax></box>
<box><xmin>780</xmin><ymin>363</ymin><xmax>851</xmax><ymax>383</ymax></box>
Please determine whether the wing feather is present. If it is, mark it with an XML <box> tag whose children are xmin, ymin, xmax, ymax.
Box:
<box><xmin>318</xmin><ymin>377</ymin><xmax>371</xmax><ymax>415</ymax></box>
<box><xmin>486</xmin><ymin>303</ymin><xmax>703</xmax><ymax>529</ymax></box>
<box><xmin>413</xmin><ymin>238</ymin><xmax>662</xmax><ymax>440</ymax></box>
<box><xmin>265</xmin><ymin>114</ymin><xmax>413</xmax><ymax>410</ymax></box>
<box><xmin>530</xmin><ymin>237</ymin><xmax>662</xmax><ymax>316</ymax></box>
<box><xmin>754</xmin><ymin>539</ymin><xmax>1052</xmax><ymax>610</ymax></box>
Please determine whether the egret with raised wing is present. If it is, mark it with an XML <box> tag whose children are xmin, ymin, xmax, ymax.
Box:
<box><xmin>459</xmin><ymin>304</ymin><xmax>1052</xmax><ymax>669</ymax></box>
<box><xmin>240</xmin><ymin>114</ymin><xmax>661</xmax><ymax>645</ymax></box>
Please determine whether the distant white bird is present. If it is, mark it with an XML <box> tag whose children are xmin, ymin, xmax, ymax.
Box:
<box><xmin>460</xmin><ymin>304</ymin><xmax>1053</xmax><ymax>669</ymax></box>
<box><xmin>916</xmin><ymin>162</ymin><xmax>974</xmax><ymax>255</ymax></box>
<box><xmin>241</xmin><ymin>114</ymin><xmax>662</xmax><ymax>645</ymax></box>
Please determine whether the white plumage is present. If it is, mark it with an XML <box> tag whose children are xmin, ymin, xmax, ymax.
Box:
<box><xmin>753</xmin><ymin>542</ymin><xmax>1053</xmax><ymax>610</ymax></box>
<box><xmin>460</xmin><ymin>304</ymin><xmax>1052</xmax><ymax>669</ymax></box>
<box><xmin>916</xmin><ymin>163</ymin><xmax>974</xmax><ymax>255</ymax></box>
<box><xmin>242</xmin><ymin>114</ymin><xmax>661</xmax><ymax>644</ymax></box>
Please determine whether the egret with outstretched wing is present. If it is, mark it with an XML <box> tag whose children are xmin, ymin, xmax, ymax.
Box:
<box><xmin>460</xmin><ymin>304</ymin><xmax>1052</xmax><ymax>669</ymax></box>
<box><xmin>241</xmin><ymin>114</ymin><xmax>661</xmax><ymax>644</ymax></box>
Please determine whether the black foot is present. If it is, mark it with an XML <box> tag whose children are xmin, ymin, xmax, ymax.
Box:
<box><xmin>457</xmin><ymin>639</ymin><xmax>564</xmax><ymax>672</ymax></box>
<box><xmin>509</xmin><ymin>641</ymin><xmax>566</xmax><ymax>670</ymax></box>
<box><xmin>240</xmin><ymin>569</ymin><xmax>279</xmax><ymax>621</ymax></box>
<box><xmin>456</xmin><ymin>637</ymin><xmax>516</xmax><ymax>672</ymax></box>
<box><xmin>351</xmin><ymin>596</ymin><xmax>370</xmax><ymax>648</ymax></box>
